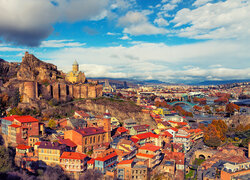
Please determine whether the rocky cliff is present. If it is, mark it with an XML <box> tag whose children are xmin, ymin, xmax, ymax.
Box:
<box><xmin>40</xmin><ymin>98</ymin><xmax>156</xmax><ymax>128</ymax></box>
<box><xmin>17</xmin><ymin>52</ymin><xmax>63</xmax><ymax>82</ymax></box>
<box><xmin>0</xmin><ymin>58</ymin><xmax>19</xmax><ymax>83</ymax></box>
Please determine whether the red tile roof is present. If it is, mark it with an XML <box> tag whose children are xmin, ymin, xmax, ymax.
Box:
<box><xmin>75</xmin><ymin>111</ymin><xmax>90</xmax><ymax>117</ymax></box>
<box><xmin>175</xmin><ymin>134</ymin><xmax>191</xmax><ymax>138</ymax></box>
<box><xmin>59</xmin><ymin>138</ymin><xmax>77</xmax><ymax>147</ymax></box>
<box><xmin>132</xmin><ymin>132</ymin><xmax>159</xmax><ymax>140</ymax></box>
<box><xmin>9</xmin><ymin>124</ymin><xmax>21</xmax><ymax>128</ymax></box>
<box><xmin>60</xmin><ymin>152</ymin><xmax>87</xmax><ymax>160</ymax></box>
<box><xmin>139</xmin><ymin>143</ymin><xmax>161</xmax><ymax>152</ymax></box>
<box><xmin>160</xmin><ymin>131</ymin><xmax>173</xmax><ymax>137</ymax></box>
<box><xmin>2</xmin><ymin>115</ymin><xmax>20</xmax><ymax>122</ymax></box>
<box><xmin>34</xmin><ymin>142</ymin><xmax>41</xmax><ymax>146</ymax></box>
<box><xmin>132</xmin><ymin>124</ymin><xmax>149</xmax><ymax>131</ymax></box>
<box><xmin>117</xmin><ymin>126</ymin><xmax>128</xmax><ymax>133</ymax></box>
<box><xmin>87</xmin><ymin>159</ymin><xmax>95</xmax><ymax>164</ymax></box>
<box><xmin>95</xmin><ymin>152</ymin><xmax>117</xmax><ymax>162</ymax></box>
<box><xmin>16</xmin><ymin>144</ymin><xmax>31</xmax><ymax>150</ymax></box>
<box><xmin>76</xmin><ymin>127</ymin><xmax>106</xmax><ymax>137</ymax></box>
<box><xmin>14</xmin><ymin>116</ymin><xmax>39</xmax><ymax>123</ymax></box>
<box><xmin>117</xmin><ymin>159</ymin><xmax>134</xmax><ymax>165</ymax></box>
<box><xmin>169</xmin><ymin>127</ymin><xmax>178</xmax><ymax>132</ymax></box>
<box><xmin>136</xmin><ymin>153</ymin><xmax>154</xmax><ymax>158</ymax></box>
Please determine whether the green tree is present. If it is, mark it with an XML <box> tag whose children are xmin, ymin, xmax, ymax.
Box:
<box><xmin>0</xmin><ymin>146</ymin><xmax>12</xmax><ymax>173</ymax></box>
<box><xmin>48</xmin><ymin>119</ymin><xmax>57</xmax><ymax>129</ymax></box>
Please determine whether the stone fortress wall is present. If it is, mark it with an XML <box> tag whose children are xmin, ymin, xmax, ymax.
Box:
<box><xmin>20</xmin><ymin>81</ymin><xmax>103</xmax><ymax>103</ymax></box>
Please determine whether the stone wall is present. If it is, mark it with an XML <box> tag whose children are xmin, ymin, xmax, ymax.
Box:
<box><xmin>20</xmin><ymin>81</ymin><xmax>102</xmax><ymax>103</ymax></box>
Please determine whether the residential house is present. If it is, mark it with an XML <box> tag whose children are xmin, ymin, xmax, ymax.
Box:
<box><xmin>129</xmin><ymin>124</ymin><xmax>149</xmax><ymax>136</ymax></box>
<box><xmin>173</xmin><ymin>129</ymin><xmax>191</xmax><ymax>152</ymax></box>
<box><xmin>74</xmin><ymin>111</ymin><xmax>92</xmax><ymax>120</ymax></box>
<box><xmin>157</xmin><ymin>121</ymin><xmax>171</xmax><ymax>131</ymax></box>
<box><xmin>28</xmin><ymin>135</ymin><xmax>40</xmax><ymax>147</ymax></box>
<box><xmin>131</xmin><ymin>132</ymin><xmax>162</xmax><ymax>146</ymax></box>
<box><xmin>124</xmin><ymin>119</ymin><xmax>137</xmax><ymax>130</ymax></box>
<box><xmin>136</xmin><ymin>143</ymin><xmax>162</xmax><ymax>168</ymax></box>
<box><xmin>166</xmin><ymin>127</ymin><xmax>178</xmax><ymax>137</ymax></box>
<box><xmin>111</xmin><ymin>117</ymin><xmax>120</xmax><ymax>130</ymax></box>
<box><xmin>15</xmin><ymin>144</ymin><xmax>38</xmax><ymax>172</ymax></box>
<box><xmin>117</xmin><ymin>159</ymin><xmax>148</xmax><ymax>180</ymax></box>
<box><xmin>189</xmin><ymin>128</ymin><xmax>203</xmax><ymax>141</ymax></box>
<box><xmin>159</xmin><ymin>160</ymin><xmax>175</xmax><ymax>178</ymax></box>
<box><xmin>38</xmin><ymin>141</ymin><xmax>66</xmax><ymax>167</ymax></box>
<box><xmin>64</xmin><ymin>127</ymin><xmax>109</xmax><ymax>153</ymax></box>
<box><xmin>1</xmin><ymin>115</ymin><xmax>19</xmax><ymax>135</ymax></box>
<box><xmin>221</xmin><ymin>162</ymin><xmax>250</xmax><ymax>180</ymax></box>
<box><xmin>87</xmin><ymin>158</ymin><xmax>95</xmax><ymax>169</ymax></box>
<box><xmin>8</xmin><ymin>115</ymin><xmax>39</xmax><ymax>145</ymax></box>
<box><xmin>164</xmin><ymin>151</ymin><xmax>185</xmax><ymax>171</ymax></box>
<box><xmin>115</xmin><ymin>139</ymin><xmax>138</xmax><ymax>161</ymax></box>
<box><xmin>94</xmin><ymin>149</ymin><xmax>118</xmax><ymax>173</ymax></box>
<box><xmin>60</xmin><ymin>152</ymin><xmax>88</xmax><ymax>174</ymax></box>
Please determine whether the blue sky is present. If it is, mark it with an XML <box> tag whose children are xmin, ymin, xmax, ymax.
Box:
<box><xmin>0</xmin><ymin>0</ymin><xmax>250</xmax><ymax>83</ymax></box>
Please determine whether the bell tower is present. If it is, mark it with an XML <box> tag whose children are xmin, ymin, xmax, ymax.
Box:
<box><xmin>72</xmin><ymin>60</ymin><xmax>79</xmax><ymax>72</ymax></box>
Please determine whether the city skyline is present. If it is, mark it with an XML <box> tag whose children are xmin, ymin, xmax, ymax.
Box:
<box><xmin>0</xmin><ymin>0</ymin><xmax>250</xmax><ymax>83</ymax></box>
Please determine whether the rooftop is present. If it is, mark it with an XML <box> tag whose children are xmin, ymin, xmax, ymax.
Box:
<box><xmin>139</xmin><ymin>143</ymin><xmax>161</xmax><ymax>152</ymax></box>
<box><xmin>60</xmin><ymin>152</ymin><xmax>87</xmax><ymax>160</ymax></box>
<box><xmin>14</xmin><ymin>115</ymin><xmax>39</xmax><ymax>123</ymax></box>
<box><xmin>76</xmin><ymin>127</ymin><xmax>106</xmax><ymax>137</ymax></box>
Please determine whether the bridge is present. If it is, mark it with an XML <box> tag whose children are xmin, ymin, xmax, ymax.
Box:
<box><xmin>168</xmin><ymin>101</ymin><xmax>197</xmax><ymax>107</ymax></box>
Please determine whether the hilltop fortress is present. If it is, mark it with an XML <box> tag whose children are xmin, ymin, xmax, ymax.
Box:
<box><xmin>15</xmin><ymin>52</ymin><xmax>102</xmax><ymax>104</ymax></box>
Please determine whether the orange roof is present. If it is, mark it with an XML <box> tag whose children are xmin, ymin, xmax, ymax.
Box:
<box><xmin>2</xmin><ymin>115</ymin><xmax>20</xmax><ymax>122</ymax></box>
<box><xmin>60</xmin><ymin>152</ymin><xmax>88</xmax><ymax>160</ymax></box>
<box><xmin>160</xmin><ymin>131</ymin><xmax>173</xmax><ymax>137</ymax></box>
<box><xmin>34</xmin><ymin>142</ymin><xmax>41</xmax><ymax>146</ymax></box>
<box><xmin>175</xmin><ymin>134</ymin><xmax>191</xmax><ymax>138</ymax></box>
<box><xmin>136</xmin><ymin>153</ymin><xmax>154</xmax><ymax>158</ymax></box>
<box><xmin>132</xmin><ymin>132</ymin><xmax>159</xmax><ymax>140</ymax></box>
<box><xmin>16</xmin><ymin>144</ymin><xmax>31</xmax><ymax>150</ymax></box>
<box><xmin>139</xmin><ymin>143</ymin><xmax>161</xmax><ymax>152</ymax></box>
<box><xmin>169</xmin><ymin>127</ymin><xmax>178</xmax><ymax>132</ymax></box>
<box><xmin>9</xmin><ymin>124</ymin><xmax>21</xmax><ymax>128</ymax></box>
<box><xmin>117</xmin><ymin>159</ymin><xmax>134</xmax><ymax>165</ymax></box>
<box><xmin>14</xmin><ymin>116</ymin><xmax>39</xmax><ymax>123</ymax></box>
<box><xmin>117</xmin><ymin>127</ymin><xmax>128</xmax><ymax>133</ymax></box>
<box><xmin>95</xmin><ymin>152</ymin><xmax>117</xmax><ymax>162</ymax></box>
<box><xmin>87</xmin><ymin>158</ymin><xmax>95</xmax><ymax>164</ymax></box>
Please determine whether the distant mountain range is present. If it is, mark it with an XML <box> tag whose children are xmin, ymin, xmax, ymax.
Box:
<box><xmin>193</xmin><ymin>79</ymin><xmax>250</xmax><ymax>86</ymax></box>
<box><xmin>90</xmin><ymin>77</ymin><xmax>250</xmax><ymax>86</ymax></box>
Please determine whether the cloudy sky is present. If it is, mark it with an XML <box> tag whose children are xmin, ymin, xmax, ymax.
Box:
<box><xmin>0</xmin><ymin>0</ymin><xmax>250</xmax><ymax>83</ymax></box>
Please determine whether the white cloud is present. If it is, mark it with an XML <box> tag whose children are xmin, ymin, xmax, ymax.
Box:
<box><xmin>0</xmin><ymin>0</ymin><xmax>108</xmax><ymax>46</ymax></box>
<box><xmin>172</xmin><ymin>0</ymin><xmax>250</xmax><ymax>40</ymax></box>
<box><xmin>120</xmin><ymin>34</ymin><xmax>131</xmax><ymax>40</ymax></box>
<box><xmin>154</xmin><ymin>17</ymin><xmax>169</xmax><ymax>26</ymax></box>
<box><xmin>40</xmin><ymin>39</ymin><xmax>250</xmax><ymax>82</ymax></box>
<box><xmin>0</xmin><ymin>46</ymin><xmax>26</xmax><ymax>52</ymax></box>
<box><xmin>40</xmin><ymin>40</ymin><xmax>86</xmax><ymax>48</ymax></box>
<box><xmin>118</xmin><ymin>11</ymin><xmax>168</xmax><ymax>35</ymax></box>
<box><xmin>162</xmin><ymin>3</ymin><xmax>177</xmax><ymax>11</ymax></box>
<box><xmin>193</xmin><ymin>0</ymin><xmax>212</xmax><ymax>7</ymax></box>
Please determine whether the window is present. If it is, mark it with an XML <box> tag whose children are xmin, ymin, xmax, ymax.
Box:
<box><xmin>98</xmin><ymin>136</ymin><xmax>100</xmax><ymax>142</ymax></box>
<box><xmin>93</xmin><ymin>136</ymin><xmax>95</xmax><ymax>143</ymax></box>
<box><xmin>90</xmin><ymin>137</ymin><xmax>92</xmax><ymax>144</ymax></box>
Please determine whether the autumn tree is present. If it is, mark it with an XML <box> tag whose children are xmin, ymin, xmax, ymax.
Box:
<box><xmin>48</xmin><ymin>119</ymin><xmax>57</xmax><ymax>129</ymax></box>
<box><xmin>226</xmin><ymin>103</ymin><xmax>240</xmax><ymax>116</ymax></box>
